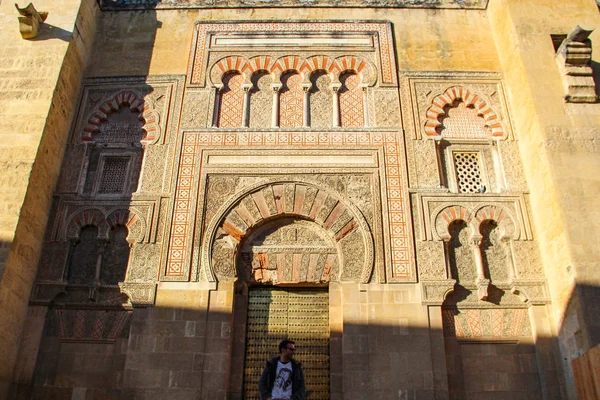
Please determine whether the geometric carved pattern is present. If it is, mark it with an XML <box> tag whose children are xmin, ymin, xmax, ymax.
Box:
<box><xmin>453</xmin><ymin>152</ymin><xmax>482</xmax><ymax>193</ymax></box>
<box><xmin>193</xmin><ymin>22</ymin><xmax>394</xmax><ymax>86</ymax></box>
<box><xmin>424</xmin><ymin>86</ymin><xmax>504</xmax><ymax>138</ymax></box>
<box><xmin>48</xmin><ymin>309</ymin><xmax>132</xmax><ymax>341</ymax></box>
<box><xmin>442</xmin><ymin>308</ymin><xmax>531</xmax><ymax>338</ymax></box>
<box><xmin>309</xmin><ymin>71</ymin><xmax>332</xmax><ymax>128</ymax></box>
<box><xmin>249</xmin><ymin>72</ymin><xmax>273</xmax><ymax>128</ymax></box>
<box><xmin>98</xmin><ymin>157</ymin><xmax>129</xmax><ymax>194</ymax></box>
<box><xmin>83</xmin><ymin>90</ymin><xmax>160</xmax><ymax>144</ymax></box>
<box><xmin>210</xmin><ymin>54</ymin><xmax>377</xmax><ymax>88</ymax></box>
<box><xmin>218</xmin><ymin>73</ymin><xmax>245</xmax><ymax>128</ymax></box>
<box><xmin>101</xmin><ymin>0</ymin><xmax>489</xmax><ymax>10</ymax></box>
<box><xmin>165</xmin><ymin>131</ymin><xmax>411</xmax><ymax>281</ymax></box>
<box><xmin>279</xmin><ymin>73</ymin><xmax>304</xmax><ymax>128</ymax></box>
<box><xmin>209</xmin><ymin>181</ymin><xmax>370</xmax><ymax>282</ymax></box>
<box><xmin>441</xmin><ymin>101</ymin><xmax>490</xmax><ymax>139</ymax></box>
<box><xmin>339</xmin><ymin>72</ymin><xmax>364</xmax><ymax>128</ymax></box>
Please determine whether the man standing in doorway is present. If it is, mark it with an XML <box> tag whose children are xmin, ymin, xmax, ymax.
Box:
<box><xmin>259</xmin><ymin>339</ymin><xmax>306</xmax><ymax>400</ymax></box>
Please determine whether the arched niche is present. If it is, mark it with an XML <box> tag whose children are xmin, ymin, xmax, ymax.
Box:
<box><xmin>202</xmin><ymin>181</ymin><xmax>374</xmax><ymax>283</ymax></box>
<box><xmin>238</xmin><ymin>217</ymin><xmax>338</xmax><ymax>284</ymax></box>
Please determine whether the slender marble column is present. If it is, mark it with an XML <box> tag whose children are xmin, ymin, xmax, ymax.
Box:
<box><xmin>272</xmin><ymin>83</ymin><xmax>282</xmax><ymax>128</ymax></box>
<box><xmin>303</xmin><ymin>84</ymin><xmax>311</xmax><ymax>127</ymax></box>
<box><xmin>242</xmin><ymin>84</ymin><xmax>252</xmax><ymax>128</ymax></box>
<box><xmin>331</xmin><ymin>83</ymin><xmax>341</xmax><ymax>127</ymax></box>
<box><xmin>362</xmin><ymin>85</ymin><xmax>369</xmax><ymax>127</ymax></box>
<box><xmin>211</xmin><ymin>85</ymin><xmax>223</xmax><ymax>128</ymax></box>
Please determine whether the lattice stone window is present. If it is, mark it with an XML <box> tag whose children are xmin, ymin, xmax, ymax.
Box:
<box><xmin>453</xmin><ymin>152</ymin><xmax>483</xmax><ymax>193</ymax></box>
<box><xmin>98</xmin><ymin>157</ymin><xmax>130</xmax><ymax>194</ymax></box>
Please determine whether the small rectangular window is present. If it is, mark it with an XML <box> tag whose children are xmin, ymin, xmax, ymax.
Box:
<box><xmin>98</xmin><ymin>157</ymin><xmax>130</xmax><ymax>194</ymax></box>
<box><xmin>453</xmin><ymin>152</ymin><xmax>483</xmax><ymax>193</ymax></box>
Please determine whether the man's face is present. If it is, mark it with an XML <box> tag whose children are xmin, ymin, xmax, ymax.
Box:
<box><xmin>283</xmin><ymin>344</ymin><xmax>296</xmax><ymax>359</ymax></box>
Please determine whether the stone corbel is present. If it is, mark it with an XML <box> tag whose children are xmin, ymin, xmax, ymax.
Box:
<box><xmin>556</xmin><ymin>25</ymin><xmax>598</xmax><ymax>103</ymax></box>
<box><xmin>420</xmin><ymin>279</ymin><xmax>457</xmax><ymax>305</ymax></box>
<box><xmin>15</xmin><ymin>3</ymin><xmax>48</xmax><ymax>39</ymax></box>
<box><xmin>510</xmin><ymin>279</ymin><xmax>551</xmax><ymax>305</ymax></box>
<box><xmin>118</xmin><ymin>282</ymin><xmax>157</xmax><ymax>307</ymax></box>
<box><xmin>476</xmin><ymin>278</ymin><xmax>490</xmax><ymax>301</ymax></box>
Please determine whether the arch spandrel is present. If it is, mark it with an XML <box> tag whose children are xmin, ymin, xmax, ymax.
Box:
<box><xmin>202</xmin><ymin>180</ymin><xmax>374</xmax><ymax>284</ymax></box>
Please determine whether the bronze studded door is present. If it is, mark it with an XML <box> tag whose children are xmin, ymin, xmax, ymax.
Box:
<box><xmin>244</xmin><ymin>287</ymin><xmax>329</xmax><ymax>400</ymax></box>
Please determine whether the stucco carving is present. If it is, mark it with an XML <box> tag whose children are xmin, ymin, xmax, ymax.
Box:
<box><xmin>190</xmin><ymin>22</ymin><xmax>396</xmax><ymax>87</ymax></box>
<box><xmin>203</xmin><ymin>180</ymin><xmax>374</xmax><ymax>283</ymax></box>
<box><xmin>209</xmin><ymin>54</ymin><xmax>377</xmax><ymax>88</ymax></box>
<box><xmin>424</xmin><ymin>86</ymin><xmax>505</xmax><ymax>139</ymax></box>
<box><xmin>442</xmin><ymin>308</ymin><xmax>532</xmax><ymax>338</ymax></box>
<box><xmin>118</xmin><ymin>282</ymin><xmax>157</xmax><ymax>307</ymax></box>
<box><xmin>100</xmin><ymin>0</ymin><xmax>488</xmax><ymax>9</ymax></box>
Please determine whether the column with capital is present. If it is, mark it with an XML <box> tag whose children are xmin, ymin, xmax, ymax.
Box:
<box><xmin>303</xmin><ymin>83</ymin><xmax>311</xmax><ymax>127</ymax></box>
<box><xmin>331</xmin><ymin>82</ymin><xmax>341</xmax><ymax>127</ymax></box>
<box><xmin>271</xmin><ymin>83</ymin><xmax>282</xmax><ymax>128</ymax></box>
<box><xmin>470</xmin><ymin>238</ymin><xmax>490</xmax><ymax>300</ymax></box>
<box><xmin>242</xmin><ymin>83</ymin><xmax>253</xmax><ymax>128</ymax></box>
<box><xmin>211</xmin><ymin>85</ymin><xmax>224</xmax><ymax>128</ymax></box>
<box><xmin>361</xmin><ymin>85</ymin><xmax>369</xmax><ymax>128</ymax></box>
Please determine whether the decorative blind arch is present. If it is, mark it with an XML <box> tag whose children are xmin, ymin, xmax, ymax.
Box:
<box><xmin>82</xmin><ymin>91</ymin><xmax>160</xmax><ymax>144</ymax></box>
<box><xmin>424</xmin><ymin>86</ymin><xmax>504</xmax><ymax>139</ymax></box>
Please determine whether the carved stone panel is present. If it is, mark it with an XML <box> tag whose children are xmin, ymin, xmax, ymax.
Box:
<box><xmin>163</xmin><ymin>132</ymin><xmax>415</xmax><ymax>283</ymax></box>
<box><xmin>100</xmin><ymin>0</ymin><xmax>489</xmax><ymax>10</ymax></box>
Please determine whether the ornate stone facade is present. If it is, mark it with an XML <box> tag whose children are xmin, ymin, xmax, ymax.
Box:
<box><xmin>3</xmin><ymin>3</ymin><xmax>595</xmax><ymax>400</ymax></box>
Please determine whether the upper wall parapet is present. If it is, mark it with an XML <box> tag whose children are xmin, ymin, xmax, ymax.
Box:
<box><xmin>98</xmin><ymin>0</ymin><xmax>488</xmax><ymax>10</ymax></box>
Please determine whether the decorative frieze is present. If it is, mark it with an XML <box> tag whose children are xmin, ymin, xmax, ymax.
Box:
<box><xmin>99</xmin><ymin>0</ymin><xmax>488</xmax><ymax>10</ymax></box>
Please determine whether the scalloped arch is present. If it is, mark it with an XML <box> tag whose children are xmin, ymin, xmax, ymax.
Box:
<box><xmin>202</xmin><ymin>180</ymin><xmax>374</xmax><ymax>284</ymax></box>
<box><xmin>424</xmin><ymin>86</ymin><xmax>504</xmax><ymax>139</ymax></box>
<box><xmin>82</xmin><ymin>90</ymin><xmax>160</xmax><ymax>144</ymax></box>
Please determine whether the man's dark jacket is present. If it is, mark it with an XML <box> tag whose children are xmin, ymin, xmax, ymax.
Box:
<box><xmin>258</xmin><ymin>356</ymin><xmax>306</xmax><ymax>400</ymax></box>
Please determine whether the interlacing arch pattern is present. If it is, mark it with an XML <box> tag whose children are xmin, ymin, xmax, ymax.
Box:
<box><xmin>82</xmin><ymin>90</ymin><xmax>160</xmax><ymax>144</ymax></box>
<box><xmin>424</xmin><ymin>86</ymin><xmax>504</xmax><ymax>139</ymax></box>
<box><xmin>209</xmin><ymin>54</ymin><xmax>377</xmax><ymax>87</ymax></box>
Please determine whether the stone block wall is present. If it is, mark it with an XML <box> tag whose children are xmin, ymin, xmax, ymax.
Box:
<box><xmin>2</xmin><ymin>1</ymin><xmax>596</xmax><ymax>398</ymax></box>
<box><xmin>0</xmin><ymin>1</ymin><xmax>99</xmax><ymax>398</ymax></box>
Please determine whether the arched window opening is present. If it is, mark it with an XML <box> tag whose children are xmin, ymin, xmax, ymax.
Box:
<box><xmin>249</xmin><ymin>71</ymin><xmax>273</xmax><ymax>128</ymax></box>
<box><xmin>69</xmin><ymin>226</ymin><xmax>100</xmax><ymax>285</ymax></box>
<box><xmin>309</xmin><ymin>70</ymin><xmax>332</xmax><ymax>128</ymax></box>
<box><xmin>101</xmin><ymin>225</ymin><xmax>130</xmax><ymax>285</ymax></box>
<box><xmin>218</xmin><ymin>72</ymin><xmax>245</xmax><ymax>128</ymax></box>
<box><xmin>480</xmin><ymin>220</ymin><xmax>510</xmax><ymax>282</ymax></box>
<box><xmin>279</xmin><ymin>72</ymin><xmax>303</xmax><ymax>128</ymax></box>
<box><xmin>339</xmin><ymin>71</ymin><xmax>364</xmax><ymax>127</ymax></box>
<box><xmin>447</xmin><ymin>220</ymin><xmax>475</xmax><ymax>283</ymax></box>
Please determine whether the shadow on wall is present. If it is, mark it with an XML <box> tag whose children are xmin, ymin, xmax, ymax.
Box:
<box><xmin>8</xmin><ymin>284</ymin><xmax>582</xmax><ymax>400</ymax></box>
<box><xmin>8</xmin><ymin>3</ymin><xmax>163</xmax><ymax>399</ymax></box>
<box><xmin>28</xmin><ymin>23</ymin><xmax>72</xmax><ymax>42</ymax></box>
<box><xmin>558</xmin><ymin>283</ymin><xmax>600</xmax><ymax>399</ymax></box>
